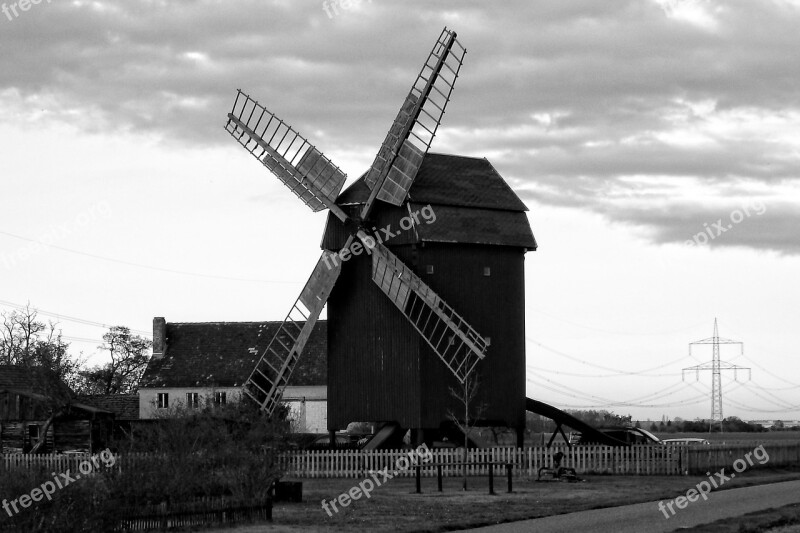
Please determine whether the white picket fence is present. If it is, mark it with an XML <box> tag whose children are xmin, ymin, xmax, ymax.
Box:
<box><xmin>279</xmin><ymin>445</ymin><xmax>683</xmax><ymax>478</ymax></box>
<box><xmin>4</xmin><ymin>443</ymin><xmax>797</xmax><ymax>478</ymax></box>
<box><xmin>1</xmin><ymin>453</ymin><xmax>93</xmax><ymax>473</ymax></box>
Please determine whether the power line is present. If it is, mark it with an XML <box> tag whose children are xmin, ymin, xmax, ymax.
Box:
<box><xmin>526</xmin><ymin>363</ymin><xmax>682</xmax><ymax>378</ymax></box>
<box><xmin>736</xmin><ymin>382</ymin><xmax>800</xmax><ymax>411</ymax></box>
<box><xmin>725</xmin><ymin>397</ymin><xmax>800</xmax><ymax>414</ymax></box>
<box><xmin>0</xmin><ymin>299</ymin><xmax>151</xmax><ymax>337</ymax></box>
<box><xmin>740</xmin><ymin>353</ymin><xmax>800</xmax><ymax>388</ymax></box>
<box><xmin>687</xmin><ymin>377</ymin><xmax>799</xmax><ymax>416</ymax></box>
<box><xmin>527</xmin><ymin>375</ymin><xmax>707</xmax><ymax>408</ymax></box>
<box><xmin>526</xmin><ymin>308</ymin><xmax>708</xmax><ymax>337</ymax></box>
<box><xmin>0</xmin><ymin>229</ymin><xmax>300</xmax><ymax>285</ymax></box>
<box><xmin>748</xmin><ymin>380</ymin><xmax>800</xmax><ymax>408</ymax></box>
<box><xmin>527</xmin><ymin>337</ymin><xmax>692</xmax><ymax>376</ymax></box>
<box><xmin>526</xmin><ymin>372</ymin><xmax>684</xmax><ymax>403</ymax></box>
<box><xmin>529</xmin><ymin>378</ymin><xmax>709</xmax><ymax>409</ymax></box>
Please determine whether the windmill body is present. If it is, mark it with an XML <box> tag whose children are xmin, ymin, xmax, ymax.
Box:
<box><xmin>323</xmin><ymin>154</ymin><xmax>535</xmax><ymax>436</ymax></box>
<box><xmin>225</xmin><ymin>28</ymin><xmax>536</xmax><ymax>446</ymax></box>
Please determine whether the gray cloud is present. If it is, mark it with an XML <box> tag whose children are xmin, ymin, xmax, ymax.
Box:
<box><xmin>2</xmin><ymin>0</ymin><xmax>799</xmax><ymax>253</ymax></box>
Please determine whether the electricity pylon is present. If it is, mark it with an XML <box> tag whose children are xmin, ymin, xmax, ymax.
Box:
<box><xmin>682</xmin><ymin>319</ymin><xmax>751</xmax><ymax>432</ymax></box>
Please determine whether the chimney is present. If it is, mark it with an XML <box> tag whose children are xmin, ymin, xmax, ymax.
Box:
<box><xmin>153</xmin><ymin>317</ymin><xmax>166</xmax><ymax>358</ymax></box>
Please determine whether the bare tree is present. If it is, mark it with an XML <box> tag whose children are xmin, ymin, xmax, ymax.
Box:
<box><xmin>448</xmin><ymin>372</ymin><xmax>486</xmax><ymax>491</ymax></box>
<box><xmin>1</xmin><ymin>304</ymin><xmax>45</xmax><ymax>365</ymax></box>
<box><xmin>0</xmin><ymin>305</ymin><xmax>84</xmax><ymax>385</ymax></box>
<box><xmin>77</xmin><ymin>326</ymin><xmax>151</xmax><ymax>394</ymax></box>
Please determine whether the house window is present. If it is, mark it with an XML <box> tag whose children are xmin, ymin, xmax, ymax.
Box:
<box><xmin>186</xmin><ymin>392</ymin><xmax>199</xmax><ymax>409</ymax></box>
<box><xmin>214</xmin><ymin>392</ymin><xmax>227</xmax><ymax>405</ymax></box>
<box><xmin>157</xmin><ymin>393</ymin><xmax>169</xmax><ymax>409</ymax></box>
<box><xmin>426</xmin><ymin>265</ymin><xmax>434</xmax><ymax>274</ymax></box>
<box><xmin>483</xmin><ymin>267</ymin><xmax>491</xmax><ymax>277</ymax></box>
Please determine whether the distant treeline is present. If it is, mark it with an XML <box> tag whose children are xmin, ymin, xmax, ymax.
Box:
<box><xmin>526</xmin><ymin>409</ymin><xmax>632</xmax><ymax>432</ymax></box>
<box><xmin>525</xmin><ymin>410</ymin><xmax>792</xmax><ymax>433</ymax></box>
<box><xmin>643</xmin><ymin>417</ymin><xmax>795</xmax><ymax>433</ymax></box>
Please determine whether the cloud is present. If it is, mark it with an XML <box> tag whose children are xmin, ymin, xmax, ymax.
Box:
<box><xmin>1</xmin><ymin>0</ymin><xmax>799</xmax><ymax>253</ymax></box>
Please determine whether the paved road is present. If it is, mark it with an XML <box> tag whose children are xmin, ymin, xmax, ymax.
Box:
<box><xmin>462</xmin><ymin>479</ymin><xmax>800</xmax><ymax>533</ymax></box>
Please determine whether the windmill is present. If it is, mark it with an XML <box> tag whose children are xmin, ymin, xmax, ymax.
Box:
<box><xmin>224</xmin><ymin>28</ymin><xmax>490</xmax><ymax>422</ymax></box>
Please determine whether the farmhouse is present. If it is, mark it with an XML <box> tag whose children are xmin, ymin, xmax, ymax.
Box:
<box><xmin>139</xmin><ymin>318</ymin><xmax>328</xmax><ymax>432</ymax></box>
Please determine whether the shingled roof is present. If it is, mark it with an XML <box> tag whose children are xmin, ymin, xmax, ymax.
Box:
<box><xmin>324</xmin><ymin>153</ymin><xmax>537</xmax><ymax>250</ymax></box>
<box><xmin>337</xmin><ymin>153</ymin><xmax>529</xmax><ymax>212</ymax></box>
<box><xmin>0</xmin><ymin>365</ymin><xmax>73</xmax><ymax>398</ymax></box>
<box><xmin>140</xmin><ymin>321</ymin><xmax>326</xmax><ymax>389</ymax></box>
<box><xmin>78</xmin><ymin>394</ymin><xmax>140</xmax><ymax>420</ymax></box>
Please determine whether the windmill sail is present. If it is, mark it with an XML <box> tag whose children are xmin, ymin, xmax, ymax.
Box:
<box><xmin>226</xmin><ymin>90</ymin><xmax>347</xmax><ymax>213</ymax></box>
<box><xmin>243</xmin><ymin>251</ymin><xmax>341</xmax><ymax>417</ymax></box>
<box><xmin>363</xmin><ymin>27</ymin><xmax>466</xmax><ymax>210</ymax></box>
<box><xmin>369</xmin><ymin>242</ymin><xmax>487</xmax><ymax>382</ymax></box>
<box><xmin>227</xmin><ymin>28</ymin><xmax>489</xmax><ymax>419</ymax></box>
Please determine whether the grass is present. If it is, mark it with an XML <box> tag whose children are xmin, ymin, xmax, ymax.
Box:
<box><xmin>204</xmin><ymin>465</ymin><xmax>800</xmax><ymax>532</ymax></box>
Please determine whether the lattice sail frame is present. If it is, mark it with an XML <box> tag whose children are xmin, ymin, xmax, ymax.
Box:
<box><xmin>243</xmin><ymin>251</ymin><xmax>341</xmax><ymax>415</ymax></box>
<box><xmin>370</xmin><ymin>243</ymin><xmax>486</xmax><ymax>382</ymax></box>
<box><xmin>226</xmin><ymin>90</ymin><xmax>347</xmax><ymax>212</ymax></box>
<box><xmin>363</xmin><ymin>27</ymin><xmax>466</xmax><ymax>207</ymax></box>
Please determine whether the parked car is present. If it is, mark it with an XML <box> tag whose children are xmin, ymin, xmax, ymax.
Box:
<box><xmin>573</xmin><ymin>426</ymin><xmax>663</xmax><ymax>446</ymax></box>
<box><xmin>661</xmin><ymin>437</ymin><xmax>710</xmax><ymax>446</ymax></box>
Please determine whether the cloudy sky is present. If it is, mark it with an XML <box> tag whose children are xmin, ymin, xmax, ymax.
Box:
<box><xmin>1</xmin><ymin>0</ymin><xmax>799</xmax><ymax>422</ymax></box>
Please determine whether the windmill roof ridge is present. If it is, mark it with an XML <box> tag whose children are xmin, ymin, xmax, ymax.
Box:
<box><xmin>425</xmin><ymin>151</ymin><xmax>486</xmax><ymax>160</ymax></box>
<box><xmin>336</xmin><ymin>153</ymin><xmax>529</xmax><ymax>212</ymax></box>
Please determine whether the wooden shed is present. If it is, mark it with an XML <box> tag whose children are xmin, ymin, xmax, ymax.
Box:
<box><xmin>0</xmin><ymin>366</ymin><xmax>113</xmax><ymax>453</ymax></box>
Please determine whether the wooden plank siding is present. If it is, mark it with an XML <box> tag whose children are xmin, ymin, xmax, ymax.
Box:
<box><xmin>327</xmin><ymin>241</ymin><xmax>527</xmax><ymax>433</ymax></box>
<box><xmin>0</xmin><ymin>421</ymin><xmax>55</xmax><ymax>454</ymax></box>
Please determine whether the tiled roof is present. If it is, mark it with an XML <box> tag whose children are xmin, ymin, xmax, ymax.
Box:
<box><xmin>78</xmin><ymin>394</ymin><xmax>140</xmax><ymax>420</ymax></box>
<box><xmin>337</xmin><ymin>153</ymin><xmax>529</xmax><ymax>212</ymax></box>
<box><xmin>140</xmin><ymin>321</ymin><xmax>326</xmax><ymax>389</ymax></box>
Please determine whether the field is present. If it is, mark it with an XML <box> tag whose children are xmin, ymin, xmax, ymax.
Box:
<box><xmin>207</xmin><ymin>465</ymin><xmax>800</xmax><ymax>533</ymax></box>
<box><xmin>656</xmin><ymin>432</ymin><xmax>800</xmax><ymax>445</ymax></box>
<box><xmin>526</xmin><ymin>430</ymin><xmax>800</xmax><ymax>447</ymax></box>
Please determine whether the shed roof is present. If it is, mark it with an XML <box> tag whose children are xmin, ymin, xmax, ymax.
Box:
<box><xmin>140</xmin><ymin>321</ymin><xmax>326</xmax><ymax>389</ymax></box>
<box><xmin>78</xmin><ymin>394</ymin><xmax>140</xmax><ymax>420</ymax></box>
<box><xmin>0</xmin><ymin>365</ymin><xmax>73</xmax><ymax>398</ymax></box>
